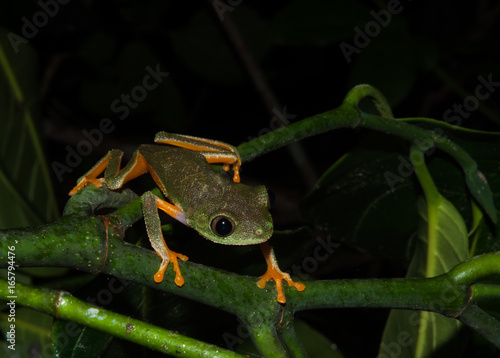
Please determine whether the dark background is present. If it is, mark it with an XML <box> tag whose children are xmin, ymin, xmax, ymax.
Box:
<box><xmin>2</xmin><ymin>1</ymin><xmax>499</xmax><ymax>205</ymax></box>
<box><xmin>1</xmin><ymin>1</ymin><xmax>499</xmax><ymax>356</ymax></box>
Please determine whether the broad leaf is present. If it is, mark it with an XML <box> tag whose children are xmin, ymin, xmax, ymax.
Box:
<box><xmin>301</xmin><ymin>126</ymin><xmax>500</xmax><ymax>259</ymax></box>
<box><xmin>0</xmin><ymin>28</ymin><xmax>58</xmax><ymax>229</ymax></box>
<box><xmin>379</xmin><ymin>147</ymin><xmax>469</xmax><ymax>357</ymax></box>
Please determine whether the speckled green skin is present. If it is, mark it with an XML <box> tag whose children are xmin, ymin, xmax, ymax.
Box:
<box><xmin>138</xmin><ymin>144</ymin><xmax>273</xmax><ymax>245</ymax></box>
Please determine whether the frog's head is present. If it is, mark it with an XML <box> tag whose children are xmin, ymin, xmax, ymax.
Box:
<box><xmin>187</xmin><ymin>183</ymin><xmax>273</xmax><ymax>245</ymax></box>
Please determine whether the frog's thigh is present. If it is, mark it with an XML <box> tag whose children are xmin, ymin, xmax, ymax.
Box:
<box><xmin>155</xmin><ymin>132</ymin><xmax>234</xmax><ymax>153</ymax></box>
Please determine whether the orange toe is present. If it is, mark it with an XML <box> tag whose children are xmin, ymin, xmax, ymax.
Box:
<box><xmin>154</xmin><ymin>249</ymin><xmax>188</xmax><ymax>287</ymax></box>
<box><xmin>258</xmin><ymin>268</ymin><xmax>305</xmax><ymax>304</ymax></box>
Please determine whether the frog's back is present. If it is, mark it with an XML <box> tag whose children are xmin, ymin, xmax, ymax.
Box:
<box><xmin>138</xmin><ymin>144</ymin><xmax>229</xmax><ymax>208</ymax></box>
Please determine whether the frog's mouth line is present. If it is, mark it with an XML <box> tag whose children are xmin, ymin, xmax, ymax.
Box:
<box><xmin>206</xmin><ymin>238</ymin><xmax>269</xmax><ymax>245</ymax></box>
<box><xmin>203</xmin><ymin>232</ymin><xmax>271</xmax><ymax>246</ymax></box>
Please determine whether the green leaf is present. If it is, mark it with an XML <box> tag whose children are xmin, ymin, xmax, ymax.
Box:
<box><xmin>294</xmin><ymin>320</ymin><xmax>344</xmax><ymax>358</ymax></box>
<box><xmin>52</xmin><ymin>321</ymin><xmax>113</xmax><ymax>358</ymax></box>
<box><xmin>400</xmin><ymin>118</ymin><xmax>500</xmax><ymax>223</ymax></box>
<box><xmin>235</xmin><ymin>320</ymin><xmax>344</xmax><ymax>358</ymax></box>
<box><xmin>379</xmin><ymin>147</ymin><xmax>469</xmax><ymax>357</ymax></box>
<box><xmin>0</xmin><ymin>27</ymin><xmax>59</xmax><ymax>229</ymax></box>
<box><xmin>301</xmin><ymin>145</ymin><xmax>419</xmax><ymax>260</ymax></box>
<box><xmin>302</xmin><ymin>123</ymin><xmax>500</xmax><ymax>259</ymax></box>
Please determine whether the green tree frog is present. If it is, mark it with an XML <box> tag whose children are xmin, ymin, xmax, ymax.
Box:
<box><xmin>69</xmin><ymin>132</ymin><xmax>305</xmax><ymax>303</ymax></box>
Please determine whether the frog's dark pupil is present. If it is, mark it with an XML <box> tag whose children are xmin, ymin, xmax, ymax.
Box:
<box><xmin>212</xmin><ymin>216</ymin><xmax>234</xmax><ymax>237</ymax></box>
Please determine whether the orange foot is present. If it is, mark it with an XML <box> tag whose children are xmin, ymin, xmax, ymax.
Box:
<box><xmin>69</xmin><ymin>177</ymin><xmax>105</xmax><ymax>196</ymax></box>
<box><xmin>153</xmin><ymin>248</ymin><xmax>189</xmax><ymax>287</ymax></box>
<box><xmin>257</xmin><ymin>242</ymin><xmax>305</xmax><ymax>304</ymax></box>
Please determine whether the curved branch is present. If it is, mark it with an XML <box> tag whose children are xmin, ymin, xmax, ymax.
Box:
<box><xmin>0</xmin><ymin>279</ymin><xmax>245</xmax><ymax>358</ymax></box>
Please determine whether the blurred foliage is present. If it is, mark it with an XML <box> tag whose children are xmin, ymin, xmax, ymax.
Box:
<box><xmin>0</xmin><ymin>0</ymin><xmax>499</xmax><ymax>357</ymax></box>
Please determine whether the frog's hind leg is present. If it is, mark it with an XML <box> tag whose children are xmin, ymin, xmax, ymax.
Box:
<box><xmin>142</xmin><ymin>191</ymin><xmax>188</xmax><ymax>286</ymax></box>
<box><xmin>154</xmin><ymin>132</ymin><xmax>242</xmax><ymax>182</ymax></box>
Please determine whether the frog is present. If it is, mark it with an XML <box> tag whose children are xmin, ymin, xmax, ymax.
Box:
<box><xmin>69</xmin><ymin>132</ymin><xmax>305</xmax><ymax>303</ymax></box>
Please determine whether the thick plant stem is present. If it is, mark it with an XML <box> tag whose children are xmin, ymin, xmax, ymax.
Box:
<box><xmin>246</xmin><ymin>321</ymin><xmax>286</xmax><ymax>358</ymax></box>
<box><xmin>277</xmin><ymin>311</ymin><xmax>309</xmax><ymax>358</ymax></box>
<box><xmin>0</xmin><ymin>280</ymin><xmax>245</xmax><ymax>358</ymax></box>
<box><xmin>1</xmin><ymin>187</ymin><xmax>499</xmax><ymax>316</ymax></box>
<box><xmin>238</xmin><ymin>84</ymin><xmax>497</xmax><ymax>222</ymax></box>
<box><xmin>447</xmin><ymin>251</ymin><xmax>500</xmax><ymax>286</ymax></box>
<box><xmin>0</xmin><ymin>84</ymin><xmax>498</xmax><ymax>356</ymax></box>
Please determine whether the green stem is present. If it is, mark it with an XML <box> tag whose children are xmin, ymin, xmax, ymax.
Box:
<box><xmin>237</xmin><ymin>84</ymin><xmax>392</xmax><ymax>162</ymax></box>
<box><xmin>247</xmin><ymin>321</ymin><xmax>286</xmax><ymax>357</ymax></box>
<box><xmin>458</xmin><ymin>304</ymin><xmax>500</xmax><ymax>349</ymax></box>
<box><xmin>289</xmin><ymin>276</ymin><xmax>469</xmax><ymax>314</ymax></box>
<box><xmin>2</xmin><ymin>191</ymin><xmax>500</xmax><ymax>353</ymax></box>
<box><xmin>409</xmin><ymin>145</ymin><xmax>441</xmax><ymax>277</ymax></box>
<box><xmin>472</xmin><ymin>284</ymin><xmax>500</xmax><ymax>301</ymax></box>
<box><xmin>279</xmin><ymin>328</ymin><xmax>308</xmax><ymax>358</ymax></box>
<box><xmin>1</xmin><ymin>84</ymin><xmax>498</xmax><ymax>355</ymax></box>
<box><xmin>2</xmin><ymin>187</ymin><xmax>499</xmax><ymax>315</ymax></box>
<box><xmin>277</xmin><ymin>311</ymin><xmax>308</xmax><ymax>358</ymax></box>
<box><xmin>447</xmin><ymin>251</ymin><xmax>500</xmax><ymax>286</ymax></box>
<box><xmin>0</xmin><ymin>280</ymin><xmax>245</xmax><ymax>358</ymax></box>
<box><xmin>238</xmin><ymin>85</ymin><xmax>496</xmax><ymax>222</ymax></box>
<box><xmin>342</xmin><ymin>83</ymin><xmax>394</xmax><ymax>118</ymax></box>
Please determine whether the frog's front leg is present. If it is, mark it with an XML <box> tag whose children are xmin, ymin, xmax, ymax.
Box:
<box><xmin>69</xmin><ymin>149</ymin><xmax>148</xmax><ymax>196</ymax></box>
<box><xmin>142</xmin><ymin>191</ymin><xmax>189</xmax><ymax>286</ymax></box>
<box><xmin>257</xmin><ymin>242</ymin><xmax>306</xmax><ymax>303</ymax></box>
<box><xmin>68</xmin><ymin>152</ymin><xmax>112</xmax><ymax>195</ymax></box>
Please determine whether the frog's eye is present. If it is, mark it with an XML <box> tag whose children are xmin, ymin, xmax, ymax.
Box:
<box><xmin>211</xmin><ymin>216</ymin><xmax>235</xmax><ymax>237</ymax></box>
